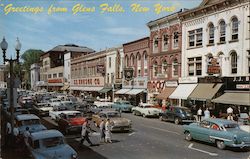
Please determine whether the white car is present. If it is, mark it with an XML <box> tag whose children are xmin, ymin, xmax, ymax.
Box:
<box><xmin>49</xmin><ymin>110</ymin><xmax>81</xmax><ymax>122</ymax></box>
<box><xmin>132</xmin><ymin>103</ymin><xmax>161</xmax><ymax>118</ymax></box>
<box><xmin>49</xmin><ymin>98</ymin><xmax>62</xmax><ymax>107</ymax></box>
<box><xmin>33</xmin><ymin>103</ymin><xmax>53</xmax><ymax>116</ymax></box>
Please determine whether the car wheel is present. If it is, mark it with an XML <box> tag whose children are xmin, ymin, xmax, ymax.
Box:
<box><xmin>216</xmin><ymin>140</ymin><xmax>226</xmax><ymax>150</ymax></box>
<box><xmin>132</xmin><ymin>111</ymin><xmax>136</xmax><ymax>115</ymax></box>
<box><xmin>185</xmin><ymin>131</ymin><xmax>192</xmax><ymax>141</ymax></box>
<box><xmin>174</xmin><ymin>118</ymin><xmax>181</xmax><ymax>125</ymax></box>
<box><xmin>142</xmin><ymin>114</ymin><xmax>146</xmax><ymax>118</ymax></box>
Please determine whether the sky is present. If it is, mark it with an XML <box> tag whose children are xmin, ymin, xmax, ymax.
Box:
<box><xmin>0</xmin><ymin>0</ymin><xmax>202</xmax><ymax>63</ymax></box>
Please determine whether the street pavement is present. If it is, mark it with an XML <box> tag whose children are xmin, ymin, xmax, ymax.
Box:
<box><xmin>2</xmin><ymin>113</ymin><xmax>250</xmax><ymax>159</ymax></box>
<box><xmin>65</xmin><ymin>113</ymin><xmax>250</xmax><ymax>159</ymax></box>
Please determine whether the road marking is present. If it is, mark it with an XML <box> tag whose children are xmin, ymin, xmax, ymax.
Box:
<box><xmin>188</xmin><ymin>143</ymin><xmax>218</xmax><ymax>156</ymax></box>
<box><xmin>144</xmin><ymin>125</ymin><xmax>181</xmax><ymax>135</ymax></box>
<box><xmin>128</xmin><ymin>132</ymin><xmax>135</xmax><ymax>136</ymax></box>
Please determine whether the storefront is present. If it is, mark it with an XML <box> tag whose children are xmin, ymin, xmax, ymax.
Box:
<box><xmin>47</xmin><ymin>78</ymin><xmax>64</xmax><ymax>92</ymax></box>
<box><xmin>147</xmin><ymin>80</ymin><xmax>165</xmax><ymax>105</ymax></box>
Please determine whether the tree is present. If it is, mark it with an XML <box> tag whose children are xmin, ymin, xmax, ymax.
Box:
<box><xmin>21</xmin><ymin>49</ymin><xmax>44</xmax><ymax>89</ymax></box>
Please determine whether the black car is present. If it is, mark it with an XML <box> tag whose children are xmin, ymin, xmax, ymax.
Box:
<box><xmin>159</xmin><ymin>106</ymin><xmax>195</xmax><ymax>125</ymax></box>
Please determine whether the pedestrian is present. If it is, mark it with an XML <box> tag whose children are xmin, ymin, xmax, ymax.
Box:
<box><xmin>5</xmin><ymin>121</ymin><xmax>11</xmax><ymax>147</ymax></box>
<box><xmin>105</xmin><ymin>118</ymin><xmax>112</xmax><ymax>143</ymax></box>
<box><xmin>23</xmin><ymin>127</ymin><xmax>30</xmax><ymax>146</ymax></box>
<box><xmin>99</xmin><ymin>119</ymin><xmax>105</xmax><ymax>142</ymax></box>
<box><xmin>204</xmin><ymin>108</ymin><xmax>210</xmax><ymax>119</ymax></box>
<box><xmin>227</xmin><ymin>106</ymin><xmax>234</xmax><ymax>121</ymax></box>
<box><xmin>79</xmin><ymin>120</ymin><xmax>93</xmax><ymax>146</ymax></box>
<box><xmin>13</xmin><ymin>123</ymin><xmax>19</xmax><ymax>143</ymax></box>
<box><xmin>197</xmin><ymin>107</ymin><xmax>202</xmax><ymax>122</ymax></box>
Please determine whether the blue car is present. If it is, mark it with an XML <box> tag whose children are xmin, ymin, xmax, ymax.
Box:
<box><xmin>183</xmin><ymin>118</ymin><xmax>250</xmax><ymax>150</ymax></box>
<box><xmin>111</xmin><ymin>101</ymin><xmax>133</xmax><ymax>112</ymax></box>
<box><xmin>27</xmin><ymin>130</ymin><xmax>78</xmax><ymax>159</ymax></box>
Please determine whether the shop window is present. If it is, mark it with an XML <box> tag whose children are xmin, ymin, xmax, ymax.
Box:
<box><xmin>219</xmin><ymin>20</ymin><xmax>226</xmax><ymax>43</ymax></box>
<box><xmin>162</xmin><ymin>34</ymin><xmax>169</xmax><ymax>51</ymax></box>
<box><xmin>173</xmin><ymin>32</ymin><xmax>179</xmax><ymax>49</ymax></box>
<box><xmin>208</xmin><ymin>23</ymin><xmax>214</xmax><ymax>44</ymax></box>
<box><xmin>231</xmin><ymin>52</ymin><xmax>237</xmax><ymax>74</ymax></box>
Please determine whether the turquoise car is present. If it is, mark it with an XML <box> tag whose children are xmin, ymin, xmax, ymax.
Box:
<box><xmin>183</xmin><ymin>118</ymin><xmax>250</xmax><ymax>150</ymax></box>
<box><xmin>111</xmin><ymin>101</ymin><xmax>133</xmax><ymax>112</ymax></box>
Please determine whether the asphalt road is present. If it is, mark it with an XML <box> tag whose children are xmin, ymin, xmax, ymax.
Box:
<box><xmin>60</xmin><ymin>113</ymin><xmax>250</xmax><ymax>159</ymax></box>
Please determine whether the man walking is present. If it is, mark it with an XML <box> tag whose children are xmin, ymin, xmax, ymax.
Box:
<box><xmin>105</xmin><ymin>119</ymin><xmax>112</xmax><ymax>143</ymax></box>
<box><xmin>204</xmin><ymin>108</ymin><xmax>210</xmax><ymax>119</ymax></box>
<box><xmin>99</xmin><ymin>119</ymin><xmax>105</xmax><ymax>142</ymax></box>
<box><xmin>197</xmin><ymin>107</ymin><xmax>202</xmax><ymax>122</ymax></box>
<box><xmin>5</xmin><ymin>121</ymin><xmax>11</xmax><ymax>147</ymax></box>
<box><xmin>79</xmin><ymin>120</ymin><xmax>93</xmax><ymax>146</ymax></box>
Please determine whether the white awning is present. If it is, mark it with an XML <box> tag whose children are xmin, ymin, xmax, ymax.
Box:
<box><xmin>70</xmin><ymin>86</ymin><xmax>103</xmax><ymax>92</ymax></box>
<box><xmin>212</xmin><ymin>91</ymin><xmax>250</xmax><ymax>106</ymax></box>
<box><xmin>169</xmin><ymin>84</ymin><xmax>197</xmax><ymax>100</ymax></box>
<box><xmin>115</xmin><ymin>89</ymin><xmax>131</xmax><ymax>94</ymax></box>
<box><xmin>126</xmin><ymin>89</ymin><xmax>145</xmax><ymax>95</ymax></box>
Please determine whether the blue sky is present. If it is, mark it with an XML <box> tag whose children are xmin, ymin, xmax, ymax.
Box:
<box><xmin>0</xmin><ymin>0</ymin><xmax>202</xmax><ymax>63</ymax></box>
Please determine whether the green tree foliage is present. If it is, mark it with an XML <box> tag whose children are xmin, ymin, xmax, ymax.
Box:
<box><xmin>21</xmin><ymin>49</ymin><xmax>44</xmax><ymax>71</ymax></box>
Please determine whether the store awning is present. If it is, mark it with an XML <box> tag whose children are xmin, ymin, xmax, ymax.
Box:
<box><xmin>188</xmin><ymin>83</ymin><xmax>223</xmax><ymax>101</ymax></box>
<box><xmin>60</xmin><ymin>85</ymin><xmax>70</xmax><ymax>91</ymax></box>
<box><xmin>156</xmin><ymin>87</ymin><xmax>176</xmax><ymax>100</ymax></box>
<box><xmin>125</xmin><ymin>89</ymin><xmax>145</xmax><ymax>95</ymax></box>
<box><xmin>98</xmin><ymin>88</ymin><xmax>112</xmax><ymax>93</ymax></box>
<box><xmin>169</xmin><ymin>84</ymin><xmax>197</xmax><ymax>100</ymax></box>
<box><xmin>115</xmin><ymin>89</ymin><xmax>131</xmax><ymax>94</ymax></box>
<box><xmin>70</xmin><ymin>86</ymin><xmax>103</xmax><ymax>92</ymax></box>
<box><xmin>212</xmin><ymin>91</ymin><xmax>250</xmax><ymax>106</ymax></box>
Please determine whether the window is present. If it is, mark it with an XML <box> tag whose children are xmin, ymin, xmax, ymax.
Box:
<box><xmin>107</xmin><ymin>73</ymin><xmax>110</xmax><ymax>83</ymax></box>
<box><xmin>219</xmin><ymin>20</ymin><xmax>226</xmax><ymax>43</ymax></box>
<box><xmin>231</xmin><ymin>17</ymin><xmax>239</xmax><ymax>40</ymax></box>
<box><xmin>137</xmin><ymin>54</ymin><xmax>141</xmax><ymax>76</ymax></box>
<box><xmin>130</xmin><ymin>54</ymin><xmax>135</xmax><ymax>66</ymax></box>
<box><xmin>188</xmin><ymin>57</ymin><xmax>202</xmax><ymax>76</ymax></box>
<box><xmin>188</xmin><ymin>28</ymin><xmax>203</xmax><ymax>47</ymax></box>
<box><xmin>248</xmin><ymin>16</ymin><xmax>250</xmax><ymax>39</ymax></box>
<box><xmin>248</xmin><ymin>52</ymin><xmax>250</xmax><ymax>74</ymax></box>
<box><xmin>48</xmin><ymin>74</ymin><xmax>52</xmax><ymax>78</ymax></box>
<box><xmin>58</xmin><ymin>73</ymin><xmax>63</xmax><ymax>77</ymax></box>
<box><xmin>109</xmin><ymin>57</ymin><xmax>111</xmax><ymax>68</ymax></box>
<box><xmin>231</xmin><ymin>52</ymin><xmax>237</xmax><ymax>74</ymax></box>
<box><xmin>53</xmin><ymin>73</ymin><xmax>57</xmax><ymax>78</ymax></box>
<box><xmin>173</xmin><ymin>32</ymin><xmax>179</xmax><ymax>48</ymax></box>
<box><xmin>125</xmin><ymin>56</ymin><xmax>129</xmax><ymax>67</ymax></box>
<box><xmin>111</xmin><ymin>73</ymin><xmax>114</xmax><ymax>83</ymax></box>
<box><xmin>144</xmin><ymin>53</ymin><xmax>148</xmax><ymax>75</ymax></box>
<box><xmin>172</xmin><ymin>59</ymin><xmax>178</xmax><ymax>77</ymax></box>
<box><xmin>153</xmin><ymin>36</ymin><xmax>158</xmax><ymax>53</ymax></box>
<box><xmin>153</xmin><ymin>61</ymin><xmax>158</xmax><ymax>77</ymax></box>
<box><xmin>162</xmin><ymin>34</ymin><xmax>169</xmax><ymax>51</ymax></box>
<box><xmin>208</xmin><ymin>23</ymin><xmax>214</xmax><ymax>44</ymax></box>
<box><xmin>162</xmin><ymin>60</ymin><xmax>168</xmax><ymax>77</ymax></box>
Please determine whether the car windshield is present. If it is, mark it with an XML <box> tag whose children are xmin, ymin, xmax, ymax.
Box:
<box><xmin>180</xmin><ymin>108</ymin><xmax>191</xmax><ymax>114</ymax></box>
<box><xmin>22</xmin><ymin>119</ymin><xmax>40</xmax><ymax>126</ymax></box>
<box><xmin>107</xmin><ymin>112</ymin><xmax>120</xmax><ymax>118</ymax></box>
<box><xmin>68</xmin><ymin>113</ymin><xmax>82</xmax><ymax>118</ymax></box>
<box><xmin>223</xmin><ymin>123</ymin><xmax>239</xmax><ymax>130</ymax></box>
<box><xmin>42</xmin><ymin>137</ymin><xmax>64</xmax><ymax>148</ymax></box>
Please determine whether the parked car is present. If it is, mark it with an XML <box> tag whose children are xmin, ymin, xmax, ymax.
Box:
<box><xmin>132</xmin><ymin>103</ymin><xmax>161</xmax><ymax>118</ymax></box>
<box><xmin>49</xmin><ymin>106</ymin><xmax>70</xmax><ymax>121</ymax></box>
<box><xmin>237</xmin><ymin>113</ymin><xmax>250</xmax><ymax>133</ymax></box>
<box><xmin>92</xmin><ymin>110</ymin><xmax>132</xmax><ymax>132</ymax></box>
<box><xmin>183</xmin><ymin>118</ymin><xmax>250</xmax><ymax>149</ymax></box>
<box><xmin>49</xmin><ymin>98</ymin><xmax>62</xmax><ymax>107</ymax></box>
<box><xmin>15</xmin><ymin>114</ymin><xmax>47</xmax><ymax>134</ymax></box>
<box><xmin>18</xmin><ymin>96</ymin><xmax>34</xmax><ymax>110</ymax></box>
<box><xmin>58</xmin><ymin>111</ymin><xmax>86</xmax><ymax>134</ymax></box>
<box><xmin>27</xmin><ymin>129</ymin><xmax>78</xmax><ymax>159</ymax></box>
<box><xmin>111</xmin><ymin>101</ymin><xmax>133</xmax><ymax>112</ymax></box>
<box><xmin>159</xmin><ymin>106</ymin><xmax>195</xmax><ymax>125</ymax></box>
<box><xmin>33</xmin><ymin>103</ymin><xmax>53</xmax><ymax>117</ymax></box>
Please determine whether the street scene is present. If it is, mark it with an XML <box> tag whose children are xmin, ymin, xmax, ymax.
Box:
<box><xmin>0</xmin><ymin>0</ymin><xmax>250</xmax><ymax>159</ymax></box>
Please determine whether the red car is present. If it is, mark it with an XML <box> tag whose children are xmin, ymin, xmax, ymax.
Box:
<box><xmin>57</xmin><ymin>111</ymin><xmax>86</xmax><ymax>134</ymax></box>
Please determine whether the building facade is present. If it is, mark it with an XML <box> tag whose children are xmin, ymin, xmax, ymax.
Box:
<box><xmin>147</xmin><ymin>11</ymin><xmax>183</xmax><ymax>107</ymax></box>
<box><xmin>118</xmin><ymin>37</ymin><xmax>149</xmax><ymax>106</ymax></box>
<box><xmin>177</xmin><ymin>0</ymin><xmax>250</xmax><ymax>112</ymax></box>
<box><xmin>30</xmin><ymin>63</ymin><xmax>40</xmax><ymax>91</ymax></box>
<box><xmin>70</xmin><ymin>50</ymin><xmax>106</xmax><ymax>98</ymax></box>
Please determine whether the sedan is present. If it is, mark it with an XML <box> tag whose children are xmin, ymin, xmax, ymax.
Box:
<box><xmin>183</xmin><ymin>118</ymin><xmax>250</xmax><ymax>149</ymax></box>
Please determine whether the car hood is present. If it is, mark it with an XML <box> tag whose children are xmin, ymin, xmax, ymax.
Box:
<box><xmin>40</xmin><ymin>107</ymin><xmax>53</xmax><ymax>111</ymax></box>
<box><xmin>32</xmin><ymin>144</ymin><xmax>76</xmax><ymax>159</ymax></box>
<box><xmin>227</xmin><ymin>129</ymin><xmax>250</xmax><ymax>137</ymax></box>
<box><xmin>69</xmin><ymin>117</ymin><xmax>86</xmax><ymax>126</ymax></box>
<box><xmin>111</xmin><ymin>118</ymin><xmax>130</xmax><ymax>125</ymax></box>
<box><xmin>19</xmin><ymin>124</ymin><xmax>47</xmax><ymax>134</ymax></box>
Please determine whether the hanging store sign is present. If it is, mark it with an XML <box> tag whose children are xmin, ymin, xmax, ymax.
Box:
<box><xmin>124</xmin><ymin>67</ymin><xmax>134</xmax><ymax>81</ymax></box>
<box><xmin>207</xmin><ymin>58</ymin><xmax>220</xmax><ymax>75</ymax></box>
<box><xmin>97</xmin><ymin>64</ymin><xmax>105</xmax><ymax>74</ymax></box>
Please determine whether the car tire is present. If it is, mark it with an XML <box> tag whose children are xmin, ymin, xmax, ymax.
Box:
<box><xmin>142</xmin><ymin>114</ymin><xmax>146</xmax><ymax>118</ymax></box>
<box><xmin>174</xmin><ymin>118</ymin><xmax>181</xmax><ymax>125</ymax></box>
<box><xmin>132</xmin><ymin>111</ymin><xmax>136</xmax><ymax>116</ymax></box>
<box><xmin>185</xmin><ymin>131</ymin><xmax>192</xmax><ymax>141</ymax></box>
<box><xmin>159</xmin><ymin>116</ymin><xmax>163</xmax><ymax>121</ymax></box>
<box><xmin>216</xmin><ymin>140</ymin><xmax>226</xmax><ymax>150</ymax></box>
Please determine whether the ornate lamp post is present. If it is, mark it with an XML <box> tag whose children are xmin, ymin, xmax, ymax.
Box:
<box><xmin>0</xmin><ymin>37</ymin><xmax>21</xmax><ymax>144</ymax></box>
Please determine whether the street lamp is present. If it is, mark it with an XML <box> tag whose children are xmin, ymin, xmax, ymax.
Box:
<box><xmin>0</xmin><ymin>37</ymin><xmax>21</xmax><ymax>145</ymax></box>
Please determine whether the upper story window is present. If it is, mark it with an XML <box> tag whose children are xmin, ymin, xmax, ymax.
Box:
<box><xmin>162</xmin><ymin>60</ymin><xmax>168</xmax><ymax>77</ymax></box>
<box><xmin>58</xmin><ymin>73</ymin><xmax>63</xmax><ymax>77</ymax></box>
<box><xmin>248</xmin><ymin>52</ymin><xmax>250</xmax><ymax>74</ymax></box>
<box><xmin>125</xmin><ymin>56</ymin><xmax>129</xmax><ymax>67</ymax></box>
<box><xmin>107</xmin><ymin>73</ymin><xmax>110</xmax><ymax>83</ymax></box>
<box><xmin>143</xmin><ymin>53</ymin><xmax>148</xmax><ymax>75</ymax></box>
<box><xmin>162</xmin><ymin>34</ymin><xmax>169</xmax><ymax>51</ymax></box>
<box><xmin>48</xmin><ymin>74</ymin><xmax>52</xmax><ymax>78</ymax></box>
<box><xmin>172</xmin><ymin>59</ymin><xmax>178</xmax><ymax>77</ymax></box>
<box><xmin>248</xmin><ymin>16</ymin><xmax>250</xmax><ymax>39</ymax></box>
<box><xmin>130</xmin><ymin>54</ymin><xmax>135</xmax><ymax>67</ymax></box>
<box><xmin>188</xmin><ymin>28</ymin><xmax>203</xmax><ymax>47</ymax></box>
<box><xmin>153</xmin><ymin>36</ymin><xmax>159</xmax><ymax>53</ymax></box>
<box><xmin>109</xmin><ymin>57</ymin><xmax>111</xmax><ymax>68</ymax></box>
<box><xmin>188</xmin><ymin>57</ymin><xmax>202</xmax><ymax>76</ymax></box>
<box><xmin>219</xmin><ymin>20</ymin><xmax>226</xmax><ymax>43</ymax></box>
<box><xmin>173</xmin><ymin>32</ymin><xmax>179</xmax><ymax>49</ymax></box>
<box><xmin>53</xmin><ymin>73</ymin><xmax>57</xmax><ymax>78</ymax></box>
<box><xmin>231</xmin><ymin>51</ymin><xmax>237</xmax><ymax>74</ymax></box>
<box><xmin>137</xmin><ymin>54</ymin><xmax>141</xmax><ymax>76</ymax></box>
<box><xmin>153</xmin><ymin>61</ymin><xmax>158</xmax><ymax>77</ymax></box>
<box><xmin>231</xmin><ymin>17</ymin><xmax>239</xmax><ymax>40</ymax></box>
<box><xmin>208</xmin><ymin>23</ymin><xmax>214</xmax><ymax>44</ymax></box>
